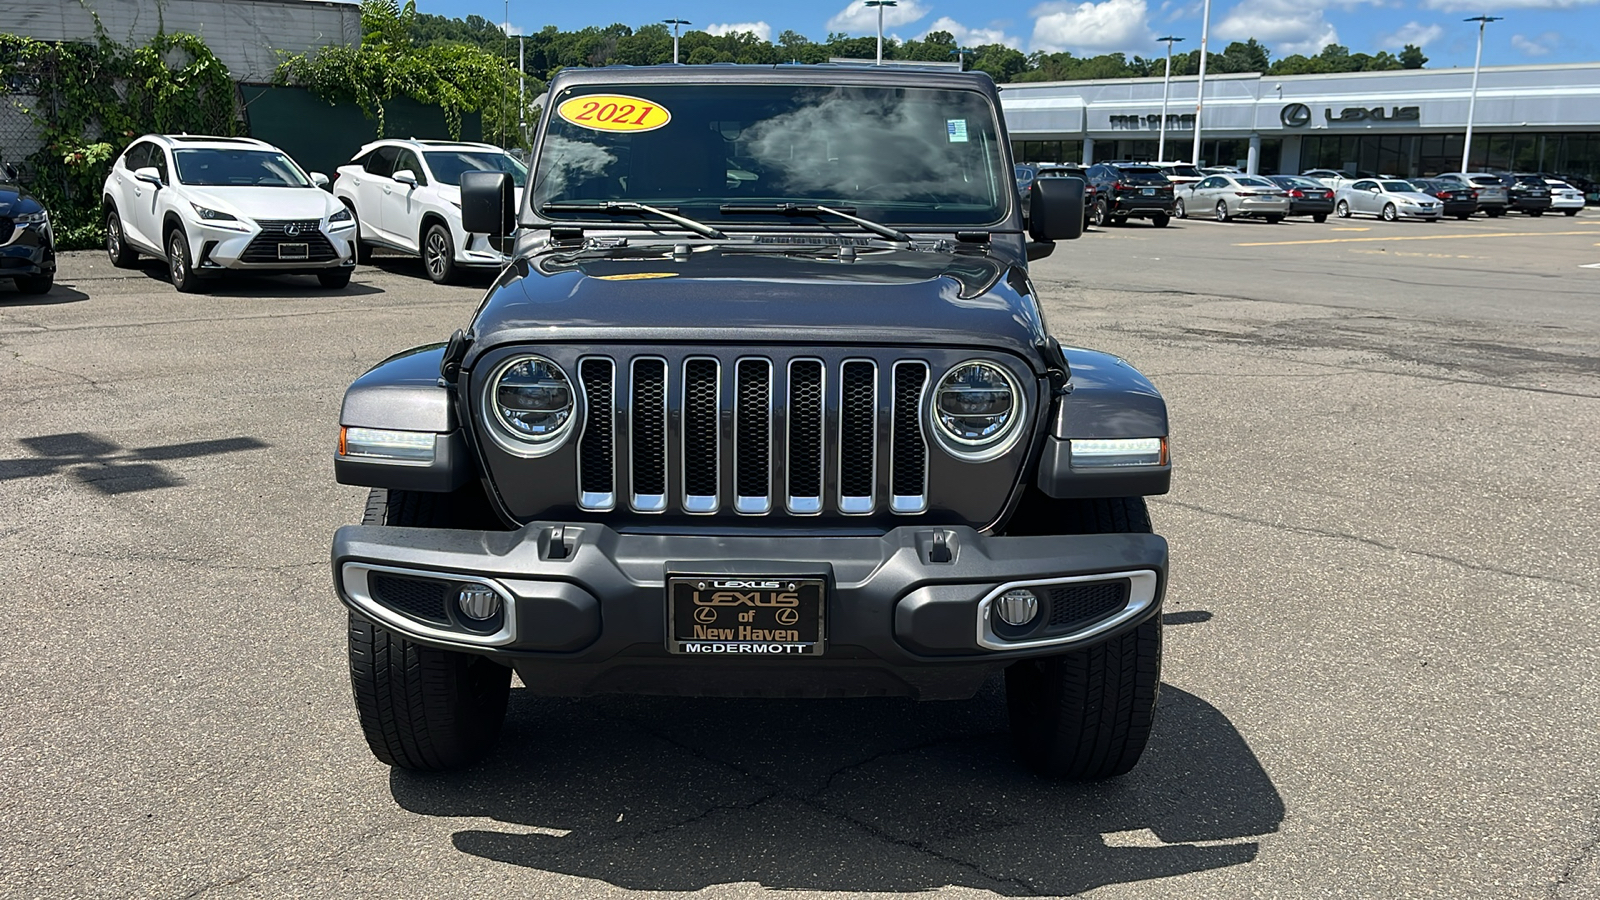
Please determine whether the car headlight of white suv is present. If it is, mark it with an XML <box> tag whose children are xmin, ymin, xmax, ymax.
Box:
<box><xmin>190</xmin><ymin>202</ymin><xmax>248</xmax><ymax>230</ymax></box>
<box><xmin>329</xmin><ymin>206</ymin><xmax>355</xmax><ymax>229</ymax></box>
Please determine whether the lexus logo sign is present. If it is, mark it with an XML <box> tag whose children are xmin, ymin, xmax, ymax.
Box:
<box><xmin>1280</xmin><ymin>103</ymin><xmax>1312</xmax><ymax>127</ymax></box>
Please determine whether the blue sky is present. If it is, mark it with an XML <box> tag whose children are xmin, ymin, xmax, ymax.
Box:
<box><xmin>420</xmin><ymin>0</ymin><xmax>1599</xmax><ymax>68</ymax></box>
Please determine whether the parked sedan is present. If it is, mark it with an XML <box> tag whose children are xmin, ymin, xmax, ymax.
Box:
<box><xmin>1546</xmin><ymin>179</ymin><xmax>1585</xmax><ymax>216</ymax></box>
<box><xmin>1175</xmin><ymin>174</ymin><xmax>1290</xmax><ymax>222</ymax></box>
<box><xmin>1504</xmin><ymin>174</ymin><xmax>1553</xmax><ymax>216</ymax></box>
<box><xmin>1334</xmin><ymin>179</ymin><xmax>1442</xmax><ymax>221</ymax></box>
<box><xmin>1437</xmin><ymin>172</ymin><xmax>1508</xmax><ymax>217</ymax></box>
<box><xmin>1409</xmin><ymin>178</ymin><xmax>1478</xmax><ymax>220</ymax></box>
<box><xmin>1</xmin><ymin>162</ymin><xmax>55</xmax><ymax>294</ymax></box>
<box><xmin>1266</xmin><ymin>175</ymin><xmax>1335</xmax><ymax>222</ymax></box>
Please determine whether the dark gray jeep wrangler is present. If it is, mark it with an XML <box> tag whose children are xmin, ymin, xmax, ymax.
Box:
<box><xmin>332</xmin><ymin>65</ymin><xmax>1171</xmax><ymax>780</ymax></box>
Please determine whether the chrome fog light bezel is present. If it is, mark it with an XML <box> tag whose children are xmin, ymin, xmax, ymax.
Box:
<box><xmin>928</xmin><ymin>359</ymin><xmax>1027</xmax><ymax>463</ymax></box>
<box><xmin>976</xmin><ymin>571</ymin><xmax>1159</xmax><ymax>651</ymax></box>
<box><xmin>481</xmin><ymin>354</ymin><xmax>580</xmax><ymax>458</ymax></box>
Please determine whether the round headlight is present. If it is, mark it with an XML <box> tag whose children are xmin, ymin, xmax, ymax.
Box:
<box><xmin>931</xmin><ymin>360</ymin><xmax>1024</xmax><ymax>459</ymax></box>
<box><xmin>488</xmin><ymin>356</ymin><xmax>575</xmax><ymax>450</ymax></box>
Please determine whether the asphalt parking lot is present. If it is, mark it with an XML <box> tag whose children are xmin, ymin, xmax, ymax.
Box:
<box><xmin>2</xmin><ymin>212</ymin><xmax>1597</xmax><ymax>899</ymax></box>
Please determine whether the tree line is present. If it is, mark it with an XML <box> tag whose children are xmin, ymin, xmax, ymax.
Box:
<box><xmin>409</xmin><ymin>14</ymin><xmax>1429</xmax><ymax>94</ymax></box>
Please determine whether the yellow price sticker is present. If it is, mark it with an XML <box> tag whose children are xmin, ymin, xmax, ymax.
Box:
<box><xmin>557</xmin><ymin>94</ymin><xmax>672</xmax><ymax>133</ymax></box>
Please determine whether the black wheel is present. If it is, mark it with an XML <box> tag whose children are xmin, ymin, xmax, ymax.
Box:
<box><xmin>105</xmin><ymin>208</ymin><xmax>138</xmax><ymax>268</ymax></box>
<box><xmin>1486</xmin><ymin>207</ymin><xmax>1503</xmax><ymax>218</ymax></box>
<box><xmin>1109</xmin><ymin>214</ymin><xmax>1126</xmax><ymax>227</ymax></box>
<box><xmin>345</xmin><ymin>202</ymin><xmax>373</xmax><ymax>264</ymax></box>
<box><xmin>1527</xmin><ymin>209</ymin><xmax>1544</xmax><ymax>217</ymax></box>
<box><xmin>166</xmin><ymin>227</ymin><xmax>205</xmax><ymax>293</ymax></box>
<box><xmin>1005</xmin><ymin>496</ymin><xmax>1162</xmax><ymax>780</ymax></box>
<box><xmin>1565</xmin><ymin>209</ymin><xmax>1580</xmax><ymax>217</ymax></box>
<box><xmin>1089</xmin><ymin>199</ymin><xmax>1109</xmax><ymax>228</ymax></box>
<box><xmin>1335</xmin><ymin>200</ymin><xmax>1351</xmax><ymax>218</ymax></box>
<box><xmin>1173</xmin><ymin>198</ymin><xmax>1186</xmax><ymax>219</ymax></box>
<box><xmin>1265</xmin><ymin>214</ymin><xmax>1282</xmax><ymax>224</ymax></box>
<box><xmin>15</xmin><ymin>273</ymin><xmax>53</xmax><ymax>294</ymax></box>
<box><xmin>1381</xmin><ymin>203</ymin><xmax>1398</xmax><ymax>222</ymax></box>
<box><xmin>1456</xmin><ymin>213</ymin><xmax>1471</xmax><ymax>220</ymax></box>
<box><xmin>423</xmin><ymin>222</ymin><xmax>457</xmax><ymax>284</ymax></box>
<box><xmin>318</xmin><ymin>267</ymin><xmax>353</xmax><ymax>289</ymax></box>
<box><xmin>1214</xmin><ymin>200</ymin><xmax>1231</xmax><ymax>222</ymax></box>
<box><xmin>348</xmin><ymin>488</ymin><xmax>512</xmax><ymax>771</ymax></box>
<box><xmin>1312</xmin><ymin>213</ymin><xmax>1328</xmax><ymax>223</ymax></box>
<box><xmin>1150</xmin><ymin>212</ymin><xmax>1170</xmax><ymax>228</ymax></box>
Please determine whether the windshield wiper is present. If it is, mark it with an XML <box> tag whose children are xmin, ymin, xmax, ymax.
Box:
<box><xmin>719</xmin><ymin>203</ymin><xmax>912</xmax><ymax>244</ymax></box>
<box><xmin>542</xmin><ymin>201</ymin><xmax>726</xmax><ymax>239</ymax></box>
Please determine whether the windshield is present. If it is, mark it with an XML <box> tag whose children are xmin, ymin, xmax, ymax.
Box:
<box><xmin>1164</xmin><ymin>165</ymin><xmax>1202</xmax><ymax>177</ymax></box>
<box><xmin>1468</xmin><ymin>176</ymin><xmax>1503</xmax><ymax>187</ymax></box>
<box><xmin>173</xmin><ymin>149</ymin><xmax>310</xmax><ymax>187</ymax></box>
<box><xmin>532</xmin><ymin>83</ymin><xmax>1009</xmax><ymax>227</ymax></box>
<box><xmin>1236</xmin><ymin>176</ymin><xmax>1274</xmax><ymax>187</ymax></box>
<box><xmin>1382</xmin><ymin>180</ymin><xmax>1418</xmax><ymax>193</ymax></box>
<box><xmin>425</xmin><ymin>150</ymin><xmax>528</xmax><ymax>187</ymax></box>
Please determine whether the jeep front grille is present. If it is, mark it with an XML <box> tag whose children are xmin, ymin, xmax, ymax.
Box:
<box><xmin>575</xmin><ymin>355</ymin><xmax>930</xmax><ymax>517</ymax></box>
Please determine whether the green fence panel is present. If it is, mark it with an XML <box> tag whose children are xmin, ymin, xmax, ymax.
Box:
<box><xmin>239</xmin><ymin>84</ymin><xmax>484</xmax><ymax>178</ymax></box>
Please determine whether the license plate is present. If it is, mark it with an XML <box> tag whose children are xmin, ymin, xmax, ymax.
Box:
<box><xmin>667</xmin><ymin>575</ymin><xmax>825</xmax><ymax>656</ymax></box>
<box><xmin>278</xmin><ymin>243</ymin><xmax>309</xmax><ymax>260</ymax></box>
<box><xmin>1141</xmin><ymin>187</ymin><xmax>1155</xmax><ymax>196</ymax></box>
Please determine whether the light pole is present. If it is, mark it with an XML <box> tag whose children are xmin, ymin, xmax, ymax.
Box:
<box><xmin>865</xmin><ymin>1</ymin><xmax>897</xmax><ymax>66</ymax></box>
<box><xmin>1156</xmin><ymin>35</ymin><xmax>1184</xmax><ymax>163</ymax></box>
<box><xmin>664</xmin><ymin>18</ymin><xmax>690</xmax><ymax>64</ymax></box>
<box><xmin>1461</xmin><ymin>15</ymin><xmax>1502</xmax><ymax>173</ymax></box>
<box><xmin>950</xmin><ymin>46</ymin><xmax>973</xmax><ymax>71</ymax></box>
<box><xmin>1190</xmin><ymin>0</ymin><xmax>1211</xmax><ymax>166</ymax></box>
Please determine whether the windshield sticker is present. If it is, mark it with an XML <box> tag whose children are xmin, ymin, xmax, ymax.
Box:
<box><xmin>593</xmin><ymin>272</ymin><xmax>680</xmax><ymax>281</ymax></box>
<box><xmin>946</xmin><ymin>119</ymin><xmax>969</xmax><ymax>143</ymax></box>
<box><xmin>557</xmin><ymin>95</ymin><xmax>671</xmax><ymax>133</ymax></box>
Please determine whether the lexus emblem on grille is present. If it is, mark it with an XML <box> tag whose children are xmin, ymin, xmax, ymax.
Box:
<box><xmin>283</xmin><ymin>223</ymin><xmax>302</xmax><ymax>236</ymax></box>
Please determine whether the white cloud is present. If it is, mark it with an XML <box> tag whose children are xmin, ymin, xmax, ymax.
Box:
<box><xmin>1511</xmin><ymin>32</ymin><xmax>1560</xmax><ymax>55</ymax></box>
<box><xmin>925</xmin><ymin>16</ymin><xmax>1024</xmax><ymax>49</ymax></box>
<box><xmin>499</xmin><ymin>21</ymin><xmax>523</xmax><ymax>37</ymax></box>
<box><xmin>1423</xmin><ymin>0</ymin><xmax>1598</xmax><ymax>9</ymax></box>
<box><xmin>1378</xmin><ymin>21</ymin><xmax>1443</xmax><ymax>49</ymax></box>
<box><xmin>826</xmin><ymin>1</ymin><xmax>932</xmax><ymax>33</ymax></box>
<box><xmin>1214</xmin><ymin>0</ymin><xmax>1338</xmax><ymax>55</ymax></box>
<box><xmin>705</xmin><ymin>21</ymin><xmax>773</xmax><ymax>41</ymax></box>
<box><xmin>1029</xmin><ymin>0</ymin><xmax>1155</xmax><ymax>54</ymax></box>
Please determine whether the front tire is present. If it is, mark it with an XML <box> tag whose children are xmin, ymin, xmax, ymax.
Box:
<box><xmin>348</xmin><ymin>488</ymin><xmax>512</xmax><ymax>771</ymax></box>
<box><xmin>166</xmin><ymin>227</ymin><xmax>205</xmax><ymax>293</ymax></box>
<box><xmin>1381</xmin><ymin>203</ymin><xmax>1399</xmax><ymax>222</ymax></box>
<box><xmin>106</xmin><ymin>209</ymin><xmax>138</xmax><ymax>268</ymax></box>
<box><xmin>1005</xmin><ymin>496</ymin><xmax>1162</xmax><ymax>780</ymax></box>
<box><xmin>423</xmin><ymin>223</ymin><xmax>457</xmax><ymax>284</ymax></box>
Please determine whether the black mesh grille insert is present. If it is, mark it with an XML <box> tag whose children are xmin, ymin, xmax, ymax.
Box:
<box><xmin>240</xmin><ymin>220</ymin><xmax>338</xmax><ymax>262</ymax></box>
<box><xmin>579</xmin><ymin>358</ymin><xmax>614</xmax><ymax>496</ymax></box>
<box><xmin>683</xmin><ymin>358</ymin><xmax>719</xmax><ymax>498</ymax></box>
<box><xmin>736</xmin><ymin>359</ymin><xmax>770</xmax><ymax>499</ymax></box>
<box><xmin>891</xmin><ymin>362</ymin><xmax>928</xmax><ymax>497</ymax></box>
<box><xmin>788</xmin><ymin>360</ymin><xmax>824</xmax><ymax>499</ymax></box>
<box><xmin>369</xmin><ymin>573</ymin><xmax>450</xmax><ymax>624</ymax></box>
<box><xmin>840</xmin><ymin>361</ymin><xmax>876</xmax><ymax>499</ymax></box>
<box><xmin>631</xmin><ymin>359</ymin><xmax>667</xmax><ymax>496</ymax></box>
<box><xmin>1045</xmin><ymin>580</ymin><xmax>1130</xmax><ymax>633</ymax></box>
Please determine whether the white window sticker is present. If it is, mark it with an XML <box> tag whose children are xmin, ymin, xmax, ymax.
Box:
<box><xmin>947</xmin><ymin>119</ymin><xmax>969</xmax><ymax>143</ymax></box>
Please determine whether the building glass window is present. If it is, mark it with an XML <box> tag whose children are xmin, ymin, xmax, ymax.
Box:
<box><xmin>1013</xmin><ymin>140</ymin><xmax>1084</xmax><ymax>165</ymax></box>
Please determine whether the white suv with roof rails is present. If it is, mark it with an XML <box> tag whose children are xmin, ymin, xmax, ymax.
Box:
<box><xmin>101</xmin><ymin>134</ymin><xmax>356</xmax><ymax>292</ymax></box>
<box><xmin>333</xmin><ymin>139</ymin><xmax>526</xmax><ymax>284</ymax></box>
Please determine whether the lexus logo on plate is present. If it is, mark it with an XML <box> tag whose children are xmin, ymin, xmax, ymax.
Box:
<box><xmin>1281</xmin><ymin>103</ymin><xmax>1312</xmax><ymax>127</ymax></box>
<box><xmin>283</xmin><ymin>223</ymin><xmax>302</xmax><ymax>236</ymax></box>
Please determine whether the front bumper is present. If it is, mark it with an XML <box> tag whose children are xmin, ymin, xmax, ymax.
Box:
<box><xmin>333</xmin><ymin>523</ymin><xmax>1168</xmax><ymax>699</ymax></box>
<box><xmin>190</xmin><ymin>219</ymin><xmax>355</xmax><ymax>273</ymax></box>
<box><xmin>0</xmin><ymin>220</ymin><xmax>55</xmax><ymax>277</ymax></box>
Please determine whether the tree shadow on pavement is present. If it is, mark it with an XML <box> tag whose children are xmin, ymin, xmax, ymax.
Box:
<box><xmin>390</xmin><ymin>680</ymin><xmax>1282</xmax><ymax>895</ymax></box>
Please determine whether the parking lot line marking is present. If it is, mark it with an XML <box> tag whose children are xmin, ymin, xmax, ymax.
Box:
<box><xmin>1580</xmin><ymin>263</ymin><xmax>1600</xmax><ymax>269</ymax></box>
<box><xmin>1236</xmin><ymin>231</ymin><xmax>1595</xmax><ymax>247</ymax></box>
<box><xmin>1330</xmin><ymin>227</ymin><xmax>1371</xmax><ymax>231</ymax></box>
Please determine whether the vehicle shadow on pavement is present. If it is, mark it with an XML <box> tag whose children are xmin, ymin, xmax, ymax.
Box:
<box><xmin>390</xmin><ymin>676</ymin><xmax>1282</xmax><ymax>894</ymax></box>
<box><xmin>0</xmin><ymin>431</ymin><xmax>269</xmax><ymax>494</ymax></box>
<box><xmin>134</xmin><ymin>261</ymin><xmax>385</xmax><ymax>296</ymax></box>
<box><xmin>0</xmin><ymin>283</ymin><xmax>89</xmax><ymax>305</ymax></box>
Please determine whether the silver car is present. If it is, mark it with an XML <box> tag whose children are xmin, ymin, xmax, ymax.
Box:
<box><xmin>1437</xmin><ymin>172</ymin><xmax>1509</xmax><ymax>217</ymax></box>
<box><xmin>1335</xmin><ymin>179</ymin><xmax>1443</xmax><ymax>221</ymax></box>
<box><xmin>1174</xmin><ymin>174</ymin><xmax>1291</xmax><ymax>222</ymax></box>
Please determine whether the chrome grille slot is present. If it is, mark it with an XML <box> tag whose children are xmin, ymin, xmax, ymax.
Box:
<box><xmin>787</xmin><ymin>359</ymin><xmax>825</xmax><ymax>514</ymax></box>
<box><xmin>681</xmin><ymin>357</ymin><xmax>720</xmax><ymax>513</ymax></box>
<box><xmin>735</xmin><ymin>358</ymin><xmax>772</xmax><ymax>514</ymax></box>
<box><xmin>577</xmin><ymin>358</ymin><xmax>615</xmax><ymax>511</ymax></box>
<box><xmin>838</xmin><ymin>360</ymin><xmax>877</xmax><ymax>514</ymax></box>
<box><xmin>891</xmin><ymin>361</ymin><xmax>929</xmax><ymax>513</ymax></box>
<box><xmin>630</xmin><ymin>358</ymin><xmax>668</xmax><ymax>512</ymax></box>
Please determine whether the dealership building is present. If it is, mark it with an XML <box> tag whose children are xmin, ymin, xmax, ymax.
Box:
<box><xmin>1000</xmin><ymin>62</ymin><xmax>1600</xmax><ymax>186</ymax></box>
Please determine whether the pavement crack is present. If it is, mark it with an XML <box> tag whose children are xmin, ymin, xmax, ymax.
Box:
<box><xmin>1550</xmin><ymin>806</ymin><xmax>1600</xmax><ymax>899</ymax></box>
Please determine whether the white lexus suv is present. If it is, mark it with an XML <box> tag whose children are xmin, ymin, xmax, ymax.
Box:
<box><xmin>101</xmin><ymin>135</ymin><xmax>356</xmax><ymax>292</ymax></box>
<box><xmin>333</xmin><ymin>139</ymin><xmax>526</xmax><ymax>284</ymax></box>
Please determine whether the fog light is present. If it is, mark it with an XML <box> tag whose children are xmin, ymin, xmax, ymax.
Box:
<box><xmin>456</xmin><ymin>585</ymin><xmax>501</xmax><ymax>621</ymax></box>
<box><xmin>995</xmin><ymin>588</ymin><xmax>1040</xmax><ymax>627</ymax></box>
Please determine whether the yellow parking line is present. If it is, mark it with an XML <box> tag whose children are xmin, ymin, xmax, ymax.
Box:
<box><xmin>1330</xmin><ymin>227</ymin><xmax>1370</xmax><ymax>231</ymax></box>
<box><xmin>1236</xmin><ymin>231</ymin><xmax>1595</xmax><ymax>247</ymax></box>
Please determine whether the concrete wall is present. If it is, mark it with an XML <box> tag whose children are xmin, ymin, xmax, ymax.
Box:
<box><xmin>7</xmin><ymin>0</ymin><xmax>360</xmax><ymax>82</ymax></box>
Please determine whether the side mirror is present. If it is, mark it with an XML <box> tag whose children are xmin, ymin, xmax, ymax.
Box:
<box><xmin>460</xmin><ymin>170</ymin><xmax>514</xmax><ymax>237</ymax></box>
<box><xmin>1028</xmin><ymin>176</ymin><xmax>1085</xmax><ymax>243</ymax></box>
<box><xmin>1369</xmin><ymin>186</ymin><xmax>1381</xmax><ymax>193</ymax></box>
<box><xmin>134</xmin><ymin>166</ymin><xmax>162</xmax><ymax>187</ymax></box>
<box><xmin>310</xmin><ymin>171</ymin><xmax>330</xmax><ymax>188</ymax></box>
<box><xmin>392</xmin><ymin>169</ymin><xmax>417</xmax><ymax>186</ymax></box>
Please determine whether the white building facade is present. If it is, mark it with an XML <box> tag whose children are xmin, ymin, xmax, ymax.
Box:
<box><xmin>1001</xmin><ymin>62</ymin><xmax>1600</xmax><ymax>187</ymax></box>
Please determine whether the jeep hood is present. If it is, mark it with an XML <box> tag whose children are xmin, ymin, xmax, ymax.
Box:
<box><xmin>466</xmin><ymin>245</ymin><xmax>1048</xmax><ymax>366</ymax></box>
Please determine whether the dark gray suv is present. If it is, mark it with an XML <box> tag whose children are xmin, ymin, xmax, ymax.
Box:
<box><xmin>331</xmin><ymin>66</ymin><xmax>1172</xmax><ymax>781</ymax></box>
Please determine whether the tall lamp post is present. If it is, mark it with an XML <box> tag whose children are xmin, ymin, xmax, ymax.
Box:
<box><xmin>1190</xmin><ymin>0</ymin><xmax>1212</xmax><ymax>166</ymax></box>
<box><xmin>1461</xmin><ymin>15</ymin><xmax>1502</xmax><ymax>173</ymax></box>
<box><xmin>1156</xmin><ymin>35</ymin><xmax>1184</xmax><ymax>163</ymax></box>
<box><xmin>865</xmin><ymin>0</ymin><xmax>897</xmax><ymax>65</ymax></box>
<box><xmin>951</xmin><ymin>46</ymin><xmax>973</xmax><ymax>71</ymax></box>
<box><xmin>664</xmin><ymin>18</ymin><xmax>690</xmax><ymax>64</ymax></box>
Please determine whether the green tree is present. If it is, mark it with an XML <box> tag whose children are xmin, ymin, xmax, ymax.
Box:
<box><xmin>1399</xmin><ymin>44</ymin><xmax>1428</xmax><ymax>69</ymax></box>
